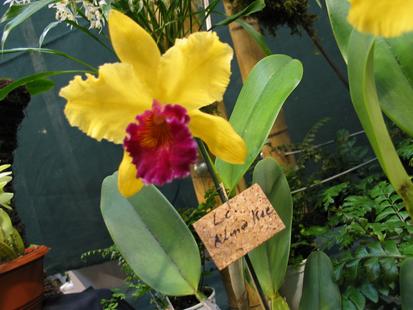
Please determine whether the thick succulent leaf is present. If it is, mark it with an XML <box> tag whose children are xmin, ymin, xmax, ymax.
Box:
<box><xmin>299</xmin><ymin>251</ymin><xmax>341</xmax><ymax>310</ymax></box>
<box><xmin>326</xmin><ymin>0</ymin><xmax>413</xmax><ymax>137</ymax></box>
<box><xmin>215</xmin><ymin>55</ymin><xmax>302</xmax><ymax>191</ymax></box>
<box><xmin>248</xmin><ymin>158</ymin><xmax>293</xmax><ymax>298</ymax></box>
<box><xmin>347</xmin><ymin>31</ymin><xmax>413</xmax><ymax>217</ymax></box>
<box><xmin>100</xmin><ymin>173</ymin><xmax>201</xmax><ymax>296</ymax></box>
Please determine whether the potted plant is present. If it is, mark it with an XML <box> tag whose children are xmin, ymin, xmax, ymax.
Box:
<box><xmin>0</xmin><ymin>164</ymin><xmax>49</xmax><ymax>310</ymax></box>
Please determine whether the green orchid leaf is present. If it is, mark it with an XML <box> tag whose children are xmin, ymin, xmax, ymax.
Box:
<box><xmin>0</xmin><ymin>48</ymin><xmax>97</xmax><ymax>71</ymax></box>
<box><xmin>248</xmin><ymin>158</ymin><xmax>293</xmax><ymax>299</ymax></box>
<box><xmin>1</xmin><ymin>3</ymin><xmax>25</xmax><ymax>24</ymax></box>
<box><xmin>347</xmin><ymin>31</ymin><xmax>413</xmax><ymax>217</ymax></box>
<box><xmin>216</xmin><ymin>55</ymin><xmax>303</xmax><ymax>191</ymax></box>
<box><xmin>271</xmin><ymin>294</ymin><xmax>290</xmax><ymax>310</ymax></box>
<box><xmin>400</xmin><ymin>257</ymin><xmax>413</xmax><ymax>309</ymax></box>
<box><xmin>100</xmin><ymin>173</ymin><xmax>201</xmax><ymax>296</ymax></box>
<box><xmin>326</xmin><ymin>0</ymin><xmax>413</xmax><ymax>137</ymax></box>
<box><xmin>299</xmin><ymin>251</ymin><xmax>341</xmax><ymax>310</ymax></box>
<box><xmin>0</xmin><ymin>70</ymin><xmax>90</xmax><ymax>101</ymax></box>
<box><xmin>1</xmin><ymin>0</ymin><xmax>55</xmax><ymax>48</ymax></box>
<box><xmin>25</xmin><ymin>79</ymin><xmax>55</xmax><ymax>95</ymax></box>
<box><xmin>65</xmin><ymin>20</ymin><xmax>113</xmax><ymax>53</ymax></box>
<box><xmin>39</xmin><ymin>21</ymin><xmax>61</xmax><ymax>47</ymax></box>
<box><xmin>215</xmin><ymin>0</ymin><xmax>265</xmax><ymax>26</ymax></box>
<box><xmin>236</xmin><ymin>18</ymin><xmax>271</xmax><ymax>56</ymax></box>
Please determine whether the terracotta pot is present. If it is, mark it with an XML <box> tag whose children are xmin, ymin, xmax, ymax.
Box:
<box><xmin>0</xmin><ymin>245</ymin><xmax>49</xmax><ymax>310</ymax></box>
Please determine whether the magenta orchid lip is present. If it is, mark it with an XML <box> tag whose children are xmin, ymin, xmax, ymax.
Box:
<box><xmin>124</xmin><ymin>100</ymin><xmax>197</xmax><ymax>186</ymax></box>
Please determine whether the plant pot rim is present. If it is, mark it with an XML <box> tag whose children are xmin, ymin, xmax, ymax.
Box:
<box><xmin>0</xmin><ymin>245</ymin><xmax>49</xmax><ymax>274</ymax></box>
<box><xmin>167</xmin><ymin>287</ymin><xmax>216</xmax><ymax>310</ymax></box>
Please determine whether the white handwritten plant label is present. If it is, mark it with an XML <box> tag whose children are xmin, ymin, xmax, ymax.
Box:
<box><xmin>193</xmin><ymin>183</ymin><xmax>285</xmax><ymax>270</ymax></box>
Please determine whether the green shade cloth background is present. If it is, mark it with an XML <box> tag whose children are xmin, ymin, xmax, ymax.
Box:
<box><xmin>0</xmin><ymin>3</ymin><xmax>360</xmax><ymax>274</ymax></box>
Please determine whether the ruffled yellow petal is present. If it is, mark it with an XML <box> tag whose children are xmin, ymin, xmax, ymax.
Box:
<box><xmin>109</xmin><ymin>10</ymin><xmax>160</xmax><ymax>89</ymax></box>
<box><xmin>60</xmin><ymin>63</ymin><xmax>152</xmax><ymax>144</ymax></box>
<box><xmin>157</xmin><ymin>32</ymin><xmax>233</xmax><ymax>110</ymax></box>
<box><xmin>348</xmin><ymin>0</ymin><xmax>413</xmax><ymax>37</ymax></box>
<box><xmin>189</xmin><ymin>110</ymin><xmax>246</xmax><ymax>164</ymax></box>
<box><xmin>118</xmin><ymin>151</ymin><xmax>144</xmax><ymax>197</ymax></box>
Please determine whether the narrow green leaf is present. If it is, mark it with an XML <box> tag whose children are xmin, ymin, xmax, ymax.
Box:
<box><xmin>326</xmin><ymin>0</ymin><xmax>413</xmax><ymax>137</ymax></box>
<box><xmin>271</xmin><ymin>295</ymin><xmax>290</xmax><ymax>310</ymax></box>
<box><xmin>299</xmin><ymin>251</ymin><xmax>341</xmax><ymax>310</ymax></box>
<box><xmin>25</xmin><ymin>79</ymin><xmax>54</xmax><ymax>95</ymax></box>
<box><xmin>215</xmin><ymin>55</ymin><xmax>303</xmax><ymax>191</ymax></box>
<box><xmin>1</xmin><ymin>4</ymin><xmax>25</xmax><ymax>24</ymax></box>
<box><xmin>400</xmin><ymin>257</ymin><xmax>413</xmax><ymax>309</ymax></box>
<box><xmin>236</xmin><ymin>18</ymin><xmax>271</xmax><ymax>56</ymax></box>
<box><xmin>39</xmin><ymin>21</ymin><xmax>61</xmax><ymax>47</ymax></box>
<box><xmin>0</xmin><ymin>70</ymin><xmax>90</xmax><ymax>101</ymax></box>
<box><xmin>248</xmin><ymin>158</ymin><xmax>293</xmax><ymax>298</ymax></box>
<box><xmin>347</xmin><ymin>31</ymin><xmax>413</xmax><ymax>217</ymax></box>
<box><xmin>100</xmin><ymin>173</ymin><xmax>201</xmax><ymax>296</ymax></box>
<box><xmin>2</xmin><ymin>0</ymin><xmax>55</xmax><ymax>48</ymax></box>
<box><xmin>0</xmin><ymin>48</ymin><xmax>97</xmax><ymax>71</ymax></box>
<box><xmin>65</xmin><ymin>20</ymin><xmax>114</xmax><ymax>54</ymax></box>
<box><xmin>215</xmin><ymin>0</ymin><xmax>265</xmax><ymax>26</ymax></box>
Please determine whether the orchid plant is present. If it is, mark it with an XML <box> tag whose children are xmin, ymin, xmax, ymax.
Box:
<box><xmin>59</xmin><ymin>9</ymin><xmax>303</xmax><ymax>308</ymax></box>
<box><xmin>1</xmin><ymin>0</ymin><xmax>304</xmax><ymax>308</ymax></box>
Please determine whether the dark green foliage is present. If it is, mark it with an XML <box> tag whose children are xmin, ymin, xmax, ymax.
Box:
<box><xmin>228</xmin><ymin>0</ymin><xmax>317</xmax><ymax>37</ymax></box>
<box><xmin>287</xmin><ymin>123</ymin><xmax>413</xmax><ymax>309</ymax></box>
<box><xmin>284</xmin><ymin>120</ymin><xmax>374</xmax><ymax>265</ymax></box>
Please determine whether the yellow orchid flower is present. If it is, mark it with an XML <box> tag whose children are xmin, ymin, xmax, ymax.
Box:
<box><xmin>60</xmin><ymin>10</ymin><xmax>246</xmax><ymax>197</ymax></box>
<box><xmin>348</xmin><ymin>0</ymin><xmax>413</xmax><ymax>37</ymax></box>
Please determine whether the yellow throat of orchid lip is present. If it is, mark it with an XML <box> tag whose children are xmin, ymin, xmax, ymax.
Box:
<box><xmin>348</xmin><ymin>0</ymin><xmax>413</xmax><ymax>37</ymax></box>
<box><xmin>59</xmin><ymin>9</ymin><xmax>247</xmax><ymax>197</ymax></box>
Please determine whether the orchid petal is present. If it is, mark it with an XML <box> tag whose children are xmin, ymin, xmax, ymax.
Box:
<box><xmin>189</xmin><ymin>110</ymin><xmax>246</xmax><ymax>164</ymax></box>
<box><xmin>348</xmin><ymin>0</ymin><xmax>413</xmax><ymax>37</ymax></box>
<box><xmin>118</xmin><ymin>151</ymin><xmax>144</xmax><ymax>197</ymax></box>
<box><xmin>158</xmin><ymin>32</ymin><xmax>233</xmax><ymax>110</ymax></box>
<box><xmin>109</xmin><ymin>10</ymin><xmax>160</xmax><ymax>89</ymax></box>
<box><xmin>60</xmin><ymin>63</ymin><xmax>152</xmax><ymax>143</ymax></box>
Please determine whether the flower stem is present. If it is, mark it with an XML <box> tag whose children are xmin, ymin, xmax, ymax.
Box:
<box><xmin>196</xmin><ymin>139</ymin><xmax>227</xmax><ymax>203</ymax></box>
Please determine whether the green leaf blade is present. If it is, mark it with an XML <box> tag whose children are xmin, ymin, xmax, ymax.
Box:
<box><xmin>248</xmin><ymin>158</ymin><xmax>293</xmax><ymax>298</ymax></box>
<box><xmin>216</xmin><ymin>55</ymin><xmax>303</xmax><ymax>191</ymax></box>
<box><xmin>347</xmin><ymin>31</ymin><xmax>413</xmax><ymax>215</ymax></box>
<box><xmin>326</xmin><ymin>0</ymin><xmax>413</xmax><ymax>137</ymax></box>
<box><xmin>400</xmin><ymin>257</ymin><xmax>413</xmax><ymax>309</ymax></box>
<box><xmin>100</xmin><ymin>173</ymin><xmax>201</xmax><ymax>296</ymax></box>
<box><xmin>299</xmin><ymin>251</ymin><xmax>341</xmax><ymax>310</ymax></box>
<box><xmin>215</xmin><ymin>0</ymin><xmax>265</xmax><ymax>26</ymax></box>
<box><xmin>2</xmin><ymin>0</ymin><xmax>55</xmax><ymax>48</ymax></box>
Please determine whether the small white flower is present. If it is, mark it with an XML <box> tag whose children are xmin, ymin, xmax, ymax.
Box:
<box><xmin>3</xmin><ymin>0</ymin><xmax>31</xmax><ymax>6</ymax></box>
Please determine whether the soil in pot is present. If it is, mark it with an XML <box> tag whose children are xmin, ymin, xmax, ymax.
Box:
<box><xmin>169</xmin><ymin>287</ymin><xmax>213</xmax><ymax>310</ymax></box>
